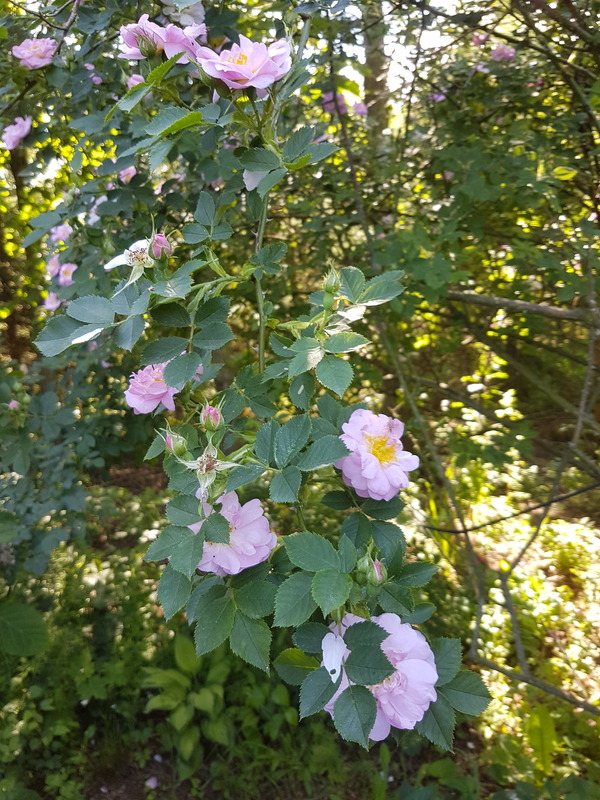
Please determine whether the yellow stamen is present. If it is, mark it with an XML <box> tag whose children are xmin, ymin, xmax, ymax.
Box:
<box><xmin>228</xmin><ymin>53</ymin><xmax>248</xmax><ymax>66</ymax></box>
<box><xmin>365</xmin><ymin>434</ymin><xmax>396</xmax><ymax>464</ymax></box>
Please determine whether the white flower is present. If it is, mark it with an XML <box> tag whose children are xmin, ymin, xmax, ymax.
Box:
<box><xmin>103</xmin><ymin>239</ymin><xmax>152</xmax><ymax>271</ymax></box>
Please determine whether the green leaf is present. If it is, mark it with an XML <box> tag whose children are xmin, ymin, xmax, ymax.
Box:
<box><xmin>274</xmin><ymin>414</ymin><xmax>311</xmax><ymax>468</ymax></box>
<box><xmin>333</xmin><ymin>685</ymin><xmax>377</xmax><ymax>748</ymax></box>
<box><xmin>66</xmin><ymin>296</ymin><xmax>115</xmax><ymax>325</ymax></box>
<box><xmin>0</xmin><ymin>604</ymin><xmax>48</xmax><ymax>656</ymax></box>
<box><xmin>316</xmin><ymin>355</ymin><xmax>353</xmax><ymax>396</ymax></box>
<box><xmin>226</xmin><ymin>464</ymin><xmax>265</xmax><ymax>492</ymax></box>
<box><xmin>274</xmin><ymin>648</ymin><xmax>320</xmax><ymax>685</ymax></box>
<box><xmin>342</xmin><ymin>512</ymin><xmax>372</xmax><ymax>549</ymax></box>
<box><xmin>182</xmin><ymin>222</ymin><xmax>209</xmax><ymax>244</ymax></box>
<box><xmin>289</xmin><ymin>373</ymin><xmax>315</xmax><ymax>410</ymax></box>
<box><xmin>338</xmin><ymin>535</ymin><xmax>358</xmax><ymax>572</ymax></box>
<box><xmin>299</xmin><ymin>667</ymin><xmax>339</xmax><ymax>718</ymax></box>
<box><xmin>343</xmin><ymin>621</ymin><xmax>389</xmax><ymax>650</ymax></box>
<box><xmin>284</xmin><ymin>531</ymin><xmax>340</xmax><ymax>572</ymax></box>
<box><xmin>287</xmin><ymin>337</ymin><xmax>325</xmax><ymax>378</ymax></box>
<box><xmin>146</xmin><ymin>107</ymin><xmax>203</xmax><ymax>136</ymax></box>
<box><xmin>525</xmin><ymin>706</ymin><xmax>557</xmax><ymax>775</ymax></box>
<box><xmin>324</xmin><ymin>332</ymin><xmax>370</xmax><ymax>353</ymax></box>
<box><xmin>194</xmin><ymin>191</ymin><xmax>216</xmax><ymax>226</ymax></box>
<box><xmin>306</xmin><ymin>141</ymin><xmax>338</xmax><ymax>164</ymax></box>
<box><xmin>378</xmin><ymin>582</ymin><xmax>414</xmax><ymax>615</ymax></box>
<box><xmin>194</xmin><ymin>594</ymin><xmax>235</xmax><ymax>656</ymax></box>
<box><xmin>552</xmin><ymin>166</ymin><xmax>577</xmax><ymax>181</ymax></box>
<box><xmin>152</xmin><ymin>302</ymin><xmax>191</xmax><ymax>327</ymax></box>
<box><xmin>397</xmin><ymin>562</ymin><xmax>437</xmax><ymax>588</ymax></box>
<box><xmin>432</xmin><ymin>638</ymin><xmax>462</xmax><ymax>687</ymax></box>
<box><xmin>270</xmin><ymin>466</ymin><xmax>302</xmax><ymax>503</ymax></box>
<box><xmin>439</xmin><ymin>671</ymin><xmax>491</xmax><ymax>715</ymax></box>
<box><xmin>293</xmin><ymin>622</ymin><xmax>330</xmax><ymax>654</ymax></box>
<box><xmin>359</xmin><ymin>271</ymin><xmax>405</xmax><ymax>306</ymax></box>
<box><xmin>192</xmin><ymin>322</ymin><xmax>234</xmax><ymax>351</ymax></box>
<box><xmin>274</xmin><ymin>571</ymin><xmax>317</xmax><ymax>627</ymax></box>
<box><xmin>362</xmin><ymin>497</ymin><xmax>403</xmax><ymax>520</ymax></box>
<box><xmin>345</xmin><ymin>645</ymin><xmax>394</xmax><ymax>686</ymax></box>
<box><xmin>202</xmin><ymin>513</ymin><xmax>230</xmax><ymax>544</ymax></box>
<box><xmin>145</xmin><ymin>525</ymin><xmax>192</xmax><ymax>562</ymax></box>
<box><xmin>257</xmin><ymin>167</ymin><xmax>287</xmax><ymax>197</ymax></box>
<box><xmin>415</xmin><ymin>695</ymin><xmax>456</xmax><ymax>751</ymax></box>
<box><xmin>296</xmin><ymin>435</ymin><xmax>349</xmax><ymax>471</ymax></box>
<box><xmin>239</xmin><ymin>147</ymin><xmax>281</xmax><ymax>170</ymax></box>
<box><xmin>141</xmin><ymin>336</ymin><xmax>188</xmax><ymax>366</ymax></box>
<box><xmin>283</xmin><ymin>126</ymin><xmax>315</xmax><ymax>162</ymax></box>
<box><xmin>311</xmin><ymin>569</ymin><xmax>352</xmax><ymax>615</ymax></box>
<box><xmin>339</xmin><ymin>267</ymin><xmax>366</xmax><ymax>303</ymax></box>
<box><xmin>255</xmin><ymin>419</ymin><xmax>277</xmax><ymax>465</ymax></box>
<box><xmin>169</xmin><ymin>530</ymin><xmax>205</xmax><ymax>579</ymax></box>
<box><xmin>233</xmin><ymin>580</ymin><xmax>276</xmax><ymax>619</ymax></box>
<box><xmin>166</xmin><ymin>495</ymin><xmax>201</xmax><ymax>527</ymax></box>
<box><xmin>321</xmin><ymin>491</ymin><xmax>354</xmax><ymax>510</ymax></box>
<box><xmin>163</xmin><ymin>352</ymin><xmax>203</xmax><ymax>389</ymax></box>
<box><xmin>230</xmin><ymin>612</ymin><xmax>271</xmax><ymax>672</ymax></box>
<box><xmin>174</xmin><ymin>635</ymin><xmax>200</xmax><ymax>674</ymax></box>
<box><xmin>157</xmin><ymin>565</ymin><xmax>192</xmax><ymax>621</ymax></box>
<box><xmin>116</xmin><ymin>315</ymin><xmax>145</xmax><ymax>351</ymax></box>
<box><xmin>372</xmin><ymin>520</ymin><xmax>406</xmax><ymax>575</ymax></box>
<box><xmin>403</xmin><ymin>603</ymin><xmax>436</xmax><ymax>624</ymax></box>
<box><xmin>34</xmin><ymin>316</ymin><xmax>91</xmax><ymax>357</ymax></box>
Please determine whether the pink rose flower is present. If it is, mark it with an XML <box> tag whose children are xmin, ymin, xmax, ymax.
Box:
<box><xmin>335</xmin><ymin>409</ymin><xmax>419</xmax><ymax>501</ymax></box>
<box><xmin>322</xmin><ymin>613</ymin><xmax>438</xmax><ymax>740</ymax></box>
<box><xmin>92</xmin><ymin>75</ymin><xmax>103</xmax><ymax>85</ymax></box>
<box><xmin>8</xmin><ymin>400</ymin><xmax>20</xmax><ymax>410</ymax></box>
<box><xmin>2</xmin><ymin>116</ymin><xmax>32</xmax><ymax>150</ymax></box>
<box><xmin>429</xmin><ymin>92</ymin><xmax>446</xmax><ymax>102</ymax></box>
<box><xmin>119</xmin><ymin>15</ymin><xmax>166</xmax><ymax>60</ymax></box>
<box><xmin>50</xmin><ymin>222</ymin><xmax>72</xmax><ymax>243</ymax></box>
<box><xmin>150</xmin><ymin>232</ymin><xmax>172</xmax><ymax>258</ymax></box>
<box><xmin>471</xmin><ymin>33</ymin><xmax>489</xmax><ymax>46</ymax></box>
<box><xmin>161</xmin><ymin>23</ymin><xmax>207</xmax><ymax>63</ymax></box>
<box><xmin>119</xmin><ymin>165</ymin><xmax>137</xmax><ymax>183</ymax></box>
<box><xmin>57</xmin><ymin>263</ymin><xmax>78</xmax><ymax>287</ymax></box>
<box><xmin>125</xmin><ymin>362</ymin><xmax>179</xmax><ymax>414</ymax></box>
<box><xmin>43</xmin><ymin>291</ymin><xmax>61</xmax><ymax>311</ymax></box>
<box><xmin>353</xmin><ymin>101</ymin><xmax>368</xmax><ymax>117</ymax></box>
<box><xmin>46</xmin><ymin>254</ymin><xmax>61</xmax><ymax>277</ymax></box>
<box><xmin>189</xmin><ymin>491</ymin><xmax>277</xmax><ymax>576</ymax></box>
<box><xmin>12</xmin><ymin>38</ymin><xmax>57</xmax><ymax>69</ymax></box>
<box><xmin>200</xmin><ymin>405</ymin><xmax>222</xmax><ymax>430</ymax></box>
<box><xmin>144</xmin><ymin>777</ymin><xmax>158</xmax><ymax>790</ymax></box>
<box><xmin>322</xmin><ymin>91</ymin><xmax>348</xmax><ymax>115</ymax></box>
<box><xmin>196</xmin><ymin>36</ymin><xmax>291</xmax><ymax>91</ymax></box>
<box><xmin>127</xmin><ymin>73</ymin><xmax>145</xmax><ymax>89</ymax></box>
<box><xmin>490</xmin><ymin>44</ymin><xmax>515</xmax><ymax>61</ymax></box>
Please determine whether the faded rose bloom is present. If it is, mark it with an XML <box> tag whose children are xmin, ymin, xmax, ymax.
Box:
<box><xmin>196</xmin><ymin>36</ymin><xmax>291</xmax><ymax>91</ymax></box>
<box><xmin>335</xmin><ymin>409</ymin><xmax>419</xmax><ymax>501</ymax></box>
<box><xmin>104</xmin><ymin>239</ymin><xmax>153</xmax><ymax>272</ymax></box>
<box><xmin>43</xmin><ymin>291</ymin><xmax>61</xmax><ymax>310</ymax></box>
<box><xmin>150</xmin><ymin>233</ymin><xmax>172</xmax><ymax>259</ymax></box>
<box><xmin>189</xmin><ymin>491</ymin><xmax>277</xmax><ymax>576</ymax></box>
<box><xmin>50</xmin><ymin>222</ymin><xmax>72</xmax><ymax>243</ymax></box>
<box><xmin>12</xmin><ymin>38</ymin><xmax>57</xmax><ymax>69</ymax></box>
<box><xmin>2</xmin><ymin>116</ymin><xmax>32</xmax><ymax>150</ymax></box>
<box><xmin>124</xmin><ymin>362</ymin><xmax>179</xmax><ymax>414</ymax></box>
<box><xmin>322</xmin><ymin>91</ymin><xmax>348</xmax><ymax>115</ymax></box>
<box><xmin>322</xmin><ymin>613</ymin><xmax>438</xmax><ymax>740</ymax></box>
<box><xmin>57</xmin><ymin>263</ymin><xmax>78</xmax><ymax>287</ymax></box>
<box><xmin>127</xmin><ymin>73</ymin><xmax>145</xmax><ymax>89</ymax></box>
<box><xmin>490</xmin><ymin>44</ymin><xmax>515</xmax><ymax>61</ymax></box>
<box><xmin>119</xmin><ymin>165</ymin><xmax>137</xmax><ymax>183</ymax></box>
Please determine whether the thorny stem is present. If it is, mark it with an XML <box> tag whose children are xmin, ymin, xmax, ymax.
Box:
<box><xmin>253</xmin><ymin>193</ymin><xmax>270</xmax><ymax>373</ymax></box>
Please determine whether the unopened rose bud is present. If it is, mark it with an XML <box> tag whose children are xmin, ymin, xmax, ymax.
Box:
<box><xmin>151</xmin><ymin>233</ymin><xmax>172</xmax><ymax>259</ymax></box>
<box><xmin>371</xmin><ymin>559</ymin><xmax>387</xmax><ymax>585</ymax></box>
<box><xmin>200</xmin><ymin>405</ymin><xmax>222</xmax><ymax>431</ymax></box>
<box><xmin>138</xmin><ymin>34</ymin><xmax>161</xmax><ymax>59</ymax></box>
<box><xmin>165</xmin><ymin>431</ymin><xmax>188</xmax><ymax>457</ymax></box>
<box><xmin>323</xmin><ymin>268</ymin><xmax>340</xmax><ymax>295</ymax></box>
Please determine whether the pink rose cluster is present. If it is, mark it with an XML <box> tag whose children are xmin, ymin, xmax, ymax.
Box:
<box><xmin>335</xmin><ymin>409</ymin><xmax>419</xmax><ymax>501</ymax></box>
<box><xmin>322</xmin><ymin>93</ymin><xmax>368</xmax><ymax>117</ymax></box>
<box><xmin>119</xmin><ymin>13</ymin><xmax>207</xmax><ymax>63</ymax></box>
<box><xmin>12</xmin><ymin>37</ymin><xmax>57</xmax><ymax>69</ymax></box>
<box><xmin>1</xmin><ymin>116</ymin><xmax>32</xmax><ymax>151</ymax></box>
<box><xmin>322</xmin><ymin>613</ymin><xmax>438</xmax><ymax>740</ymax></box>
<box><xmin>189</xmin><ymin>491</ymin><xmax>277</xmax><ymax>576</ymax></box>
<box><xmin>196</xmin><ymin>36</ymin><xmax>291</xmax><ymax>92</ymax></box>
